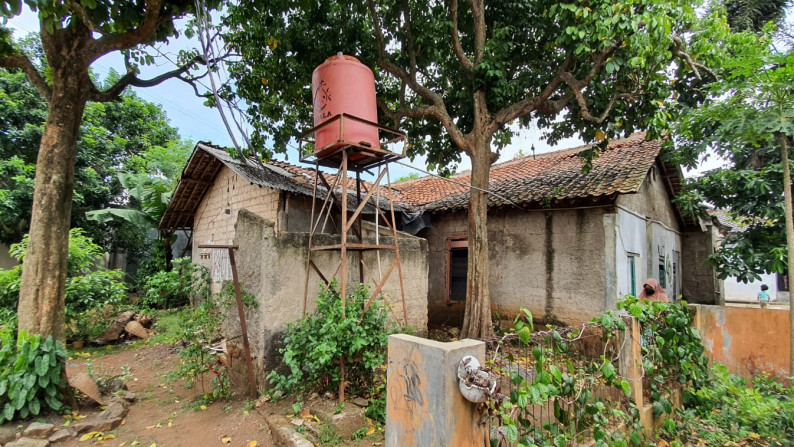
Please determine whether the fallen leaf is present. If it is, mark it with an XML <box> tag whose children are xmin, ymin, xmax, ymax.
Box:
<box><xmin>248</xmin><ymin>442</ymin><xmax>257</xmax><ymax>447</ymax></box>
<box><xmin>62</xmin><ymin>420</ymin><xmax>71</xmax><ymax>427</ymax></box>
<box><xmin>149</xmin><ymin>443</ymin><xmax>157</xmax><ymax>447</ymax></box>
<box><xmin>200</xmin><ymin>405</ymin><xmax>207</xmax><ymax>410</ymax></box>
<box><xmin>130</xmin><ymin>442</ymin><xmax>140</xmax><ymax>446</ymax></box>
<box><xmin>366</xmin><ymin>426</ymin><xmax>375</xmax><ymax>436</ymax></box>
<box><xmin>168</xmin><ymin>420</ymin><xmax>173</xmax><ymax>427</ymax></box>
<box><xmin>102</xmin><ymin>434</ymin><xmax>116</xmax><ymax>440</ymax></box>
<box><xmin>145</xmin><ymin>425</ymin><xmax>156</xmax><ymax>430</ymax></box>
<box><xmin>79</xmin><ymin>431</ymin><xmax>101</xmax><ymax>441</ymax></box>
<box><xmin>121</xmin><ymin>419</ymin><xmax>126</xmax><ymax>426</ymax></box>
<box><xmin>222</xmin><ymin>437</ymin><xmax>232</xmax><ymax>444</ymax></box>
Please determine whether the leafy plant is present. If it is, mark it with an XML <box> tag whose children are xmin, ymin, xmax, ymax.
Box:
<box><xmin>662</xmin><ymin>364</ymin><xmax>794</xmax><ymax>445</ymax></box>
<box><xmin>614</xmin><ymin>296</ymin><xmax>710</xmax><ymax>415</ymax></box>
<box><xmin>267</xmin><ymin>282</ymin><xmax>398</xmax><ymax>398</ymax></box>
<box><xmin>0</xmin><ymin>329</ymin><xmax>68</xmax><ymax>423</ymax></box>
<box><xmin>168</xmin><ymin>281</ymin><xmax>256</xmax><ymax>401</ymax></box>
<box><xmin>490</xmin><ymin>309</ymin><xmax>640</xmax><ymax>446</ymax></box>
<box><xmin>139</xmin><ymin>257</ymin><xmax>210</xmax><ymax>309</ymax></box>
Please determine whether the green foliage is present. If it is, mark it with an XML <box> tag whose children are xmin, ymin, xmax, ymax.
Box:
<box><xmin>0</xmin><ymin>329</ymin><xmax>68</xmax><ymax>424</ymax></box>
<box><xmin>64</xmin><ymin>270</ymin><xmax>127</xmax><ymax>315</ymax></box>
<box><xmin>0</xmin><ymin>229</ymin><xmax>127</xmax><ymax>337</ymax></box>
<box><xmin>491</xmin><ymin>309</ymin><xmax>639</xmax><ymax>446</ymax></box>
<box><xmin>672</xmin><ymin>13</ymin><xmax>794</xmax><ymax>281</ymax></box>
<box><xmin>0</xmin><ymin>61</ymin><xmax>191</xmax><ymax>252</ymax></box>
<box><xmin>267</xmin><ymin>282</ymin><xmax>397</xmax><ymax>397</ymax></box>
<box><xmin>615</xmin><ymin>296</ymin><xmax>710</xmax><ymax>415</ymax></box>
<box><xmin>662</xmin><ymin>364</ymin><xmax>794</xmax><ymax>445</ymax></box>
<box><xmin>139</xmin><ymin>258</ymin><xmax>210</xmax><ymax>309</ymax></box>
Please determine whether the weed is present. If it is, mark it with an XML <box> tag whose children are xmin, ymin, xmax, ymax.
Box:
<box><xmin>319</xmin><ymin>423</ymin><xmax>340</xmax><ymax>446</ymax></box>
<box><xmin>351</xmin><ymin>427</ymin><xmax>368</xmax><ymax>440</ymax></box>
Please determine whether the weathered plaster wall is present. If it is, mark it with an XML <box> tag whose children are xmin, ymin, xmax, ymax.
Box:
<box><xmin>681</xmin><ymin>225</ymin><xmax>724</xmax><ymax>305</ymax></box>
<box><xmin>226</xmin><ymin>210</ymin><xmax>428</xmax><ymax>386</ymax></box>
<box><xmin>615</xmin><ymin>165</ymin><xmax>678</xmax><ymax>230</ymax></box>
<box><xmin>191</xmin><ymin>166</ymin><xmax>282</xmax><ymax>286</ymax></box>
<box><xmin>385</xmin><ymin>335</ymin><xmax>487</xmax><ymax>447</ymax></box>
<box><xmin>691</xmin><ymin>304</ymin><xmax>790</xmax><ymax>381</ymax></box>
<box><xmin>424</xmin><ymin>207</ymin><xmax>609</xmax><ymax>326</ymax></box>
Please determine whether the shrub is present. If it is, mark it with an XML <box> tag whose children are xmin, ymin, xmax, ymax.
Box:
<box><xmin>267</xmin><ymin>282</ymin><xmax>398</xmax><ymax>398</ymax></box>
<box><xmin>139</xmin><ymin>257</ymin><xmax>210</xmax><ymax>309</ymax></box>
<box><xmin>663</xmin><ymin>364</ymin><xmax>794</xmax><ymax>445</ymax></box>
<box><xmin>1</xmin><ymin>229</ymin><xmax>128</xmax><ymax>319</ymax></box>
<box><xmin>0</xmin><ymin>329</ymin><xmax>68</xmax><ymax>423</ymax></box>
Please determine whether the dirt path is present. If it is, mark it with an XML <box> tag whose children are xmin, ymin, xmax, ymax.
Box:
<box><xmin>62</xmin><ymin>344</ymin><xmax>275</xmax><ymax>447</ymax></box>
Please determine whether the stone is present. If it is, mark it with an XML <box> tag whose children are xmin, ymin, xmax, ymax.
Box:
<box><xmin>97</xmin><ymin>402</ymin><xmax>128</xmax><ymax>420</ymax></box>
<box><xmin>0</xmin><ymin>425</ymin><xmax>21</xmax><ymax>445</ymax></box>
<box><xmin>4</xmin><ymin>438</ymin><xmax>49</xmax><ymax>447</ymax></box>
<box><xmin>21</xmin><ymin>423</ymin><xmax>54</xmax><ymax>439</ymax></box>
<box><xmin>123</xmin><ymin>391</ymin><xmax>136</xmax><ymax>402</ymax></box>
<box><xmin>265</xmin><ymin>415</ymin><xmax>313</xmax><ymax>447</ymax></box>
<box><xmin>70</xmin><ymin>417</ymin><xmax>123</xmax><ymax>435</ymax></box>
<box><xmin>351</xmin><ymin>397</ymin><xmax>369</xmax><ymax>408</ymax></box>
<box><xmin>290</xmin><ymin>418</ymin><xmax>304</xmax><ymax>427</ymax></box>
<box><xmin>48</xmin><ymin>428</ymin><xmax>75</xmax><ymax>443</ymax></box>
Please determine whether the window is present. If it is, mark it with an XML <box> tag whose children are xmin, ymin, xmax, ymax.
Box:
<box><xmin>778</xmin><ymin>274</ymin><xmax>789</xmax><ymax>292</ymax></box>
<box><xmin>447</xmin><ymin>236</ymin><xmax>468</xmax><ymax>303</ymax></box>
<box><xmin>627</xmin><ymin>254</ymin><xmax>638</xmax><ymax>297</ymax></box>
<box><xmin>658</xmin><ymin>259</ymin><xmax>666</xmax><ymax>288</ymax></box>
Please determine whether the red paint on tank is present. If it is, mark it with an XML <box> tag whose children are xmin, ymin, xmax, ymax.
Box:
<box><xmin>312</xmin><ymin>54</ymin><xmax>379</xmax><ymax>153</ymax></box>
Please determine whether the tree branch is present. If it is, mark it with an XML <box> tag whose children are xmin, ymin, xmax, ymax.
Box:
<box><xmin>449</xmin><ymin>0</ymin><xmax>474</xmax><ymax>72</ymax></box>
<box><xmin>561</xmin><ymin>71</ymin><xmax>636</xmax><ymax>123</ymax></box>
<box><xmin>366</xmin><ymin>0</ymin><xmax>468</xmax><ymax>151</ymax></box>
<box><xmin>493</xmin><ymin>54</ymin><xmax>575</xmax><ymax>124</ymax></box>
<box><xmin>89</xmin><ymin>55</ymin><xmax>204</xmax><ymax>102</ymax></box>
<box><xmin>670</xmin><ymin>35</ymin><xmax>717</xmax><ymax>81</ymax></box>
<box><xmin>0</xmin><ymin>53</ymin><xmax>52</xmax><ymax>103</ymax></box>
<box><xmin>466</xmin><ymin>0</ymin><xmax>486</xmax><ymax>64</ymax></box>
<box><xmin>85</xmin><ymin>0</ymin><xmax>169</xmax><ymax>61</ymax></box>
<box><xmin>66</xmin><ymin>0</ymin><xmax>107</xmax><ymax>36</ymax></box>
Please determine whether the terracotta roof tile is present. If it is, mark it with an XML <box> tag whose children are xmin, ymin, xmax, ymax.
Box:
<box><xmin>394</xmin><ymin>133</ymin><xmax>660</xmax><ymax>211</ymax></box>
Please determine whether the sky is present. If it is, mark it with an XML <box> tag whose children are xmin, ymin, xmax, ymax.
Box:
<box><xmin>5</xmin><ymin>9</ymin><xmax>720</xmax><ymax>182</ymax></box>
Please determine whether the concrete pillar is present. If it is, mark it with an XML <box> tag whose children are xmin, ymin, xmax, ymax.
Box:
<box><xmin>385</xmin><ymin>334</ymin><xmax>488</xmax><ymax>447</ymax></box>
<box><xmin>618</xmin><ymin>315</ymin><xmax>648</xmax><ymax>429</ymax></box>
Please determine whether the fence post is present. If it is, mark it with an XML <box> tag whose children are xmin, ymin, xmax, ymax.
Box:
<box><xmin>385</xmin><ymin>334</ymin><xmax>488</xmax><ymax>447</ymax></box>
<box><xmin>618</xmin><ymin>315</ymin><xmax>650</xmax><ymax>430</ymax></box>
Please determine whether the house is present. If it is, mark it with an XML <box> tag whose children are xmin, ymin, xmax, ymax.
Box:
<box><xmin>391</xmin><ymin>132</ymin><xmax>722</xmax><ymax>326</ymax></box>
<box><xmin>160</xmin><ymin>135</ymin><xmax>721</xmax><ymax>380</ymax></box>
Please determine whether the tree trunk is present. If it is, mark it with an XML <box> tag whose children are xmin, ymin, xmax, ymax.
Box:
<box><xmin>17</xmin><ymin>44</ymin><xmax>90</xmax><ymax>342</ymax></box>
<box><xmin>461</xmin><ymin>91</ymin><xmax>495</xmax><ymax>339</ymax></box>
<box><xmin>777</xmin><ymin>132</ymin><xmax>794</xmax><ymax>374</ymax></box>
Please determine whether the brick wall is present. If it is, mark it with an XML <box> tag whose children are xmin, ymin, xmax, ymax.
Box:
<box><xmin>192</xmin><ymin>166</ymin><xmax>281</xmax><ymax>283</ymax></box>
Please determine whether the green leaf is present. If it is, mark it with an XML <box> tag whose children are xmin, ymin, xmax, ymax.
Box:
<box><xmin>517</xmin><ymin>326</ymin><xmax>531</xmax><ymax>345</ymax></box>
<box><xmin>28</xmin><ymin>398</ymin><xmax>40</xmax><ymax>415</ymax></box>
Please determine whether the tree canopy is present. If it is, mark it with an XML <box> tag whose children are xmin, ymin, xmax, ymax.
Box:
<box><xmin>0</xmin><ymin>61</ymin><xmax>192</xmax><ymax>255</ymax></box>
<box><xmin>674</xmin><ymin>4</ymin><xmax>793</xmax><ymax>283</ymax></box>
<box><xmin>0</xmin><ymin>0</ymin><xmax>221</xmax><ymax>341</ymax></box>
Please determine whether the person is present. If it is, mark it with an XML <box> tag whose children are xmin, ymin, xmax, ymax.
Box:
<box><xmin>638</xmin><ymin>278</ymin><xmax>670</xmax><ymax>302</ymax></box>
<box><xmin>757</xmin><ymin>284</ymin><xmax>770</xmax><ymax>309</ymax></box>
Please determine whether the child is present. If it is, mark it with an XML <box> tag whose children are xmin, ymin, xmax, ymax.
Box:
<box><xmin>757</xmin><ymin>284</ymin><xmax>770</xmax><ymax>309</ymax></box>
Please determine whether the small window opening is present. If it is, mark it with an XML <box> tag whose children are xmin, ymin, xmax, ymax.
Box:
<box><xmin>447</xmin><ymin>237</ymin><xmax>468</xmax><ymax>303</ymax></box>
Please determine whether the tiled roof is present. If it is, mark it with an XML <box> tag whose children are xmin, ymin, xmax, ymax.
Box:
<box><xmin>160</xmin><ymin>142</ymin><xmax>405</xmax><ymax>230</ymax></box>
<box><xmin>394</xmin><ymin>133</ymin><xmax>661</xmax><ymax>211</ymax></box>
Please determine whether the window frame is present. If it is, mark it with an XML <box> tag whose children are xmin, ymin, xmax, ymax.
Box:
<box><xmin>446</xmin><ymin>234</ymin><xmax>468</xmax><ymax>304</ymax></box>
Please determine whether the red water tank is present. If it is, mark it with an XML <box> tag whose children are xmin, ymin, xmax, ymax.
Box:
<box><xmin>312</xmin><ymin>54</ymin><xmax>380</xmax><ymax>154</ymax></box>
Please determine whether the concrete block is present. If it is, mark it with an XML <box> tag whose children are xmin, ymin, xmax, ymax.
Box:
<box><xmin>385</xmin><ymin>334</ymin><xmax>487</xmax><ymax>447</ymax></box>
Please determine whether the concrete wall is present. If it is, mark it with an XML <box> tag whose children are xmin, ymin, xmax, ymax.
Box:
<box><xmin>0</xmin><ymin>243</ymin><xmax>17</xmax><ymax>270</ymax></box>
<box><xmin>691</xmin><ymin>304</ymin><xmax>790</xmax><ymax>380</ymax></box>
<box><xmin>225</xmin><ymin>210</ymin><xmax>428</xmax><ymax>386</ymax></box>
<box><xmin>191</xmin><ymin>166</ymin><xmax>282</xmax><ymax>286</ymax></box>
<box><xmin>681</xmin><ymin>225</ymin><xmax>724</xmax><ymax>305</ymax></box>
<box><xmin>385</xmin><ymin>335</ymin><xmax>487</xmax><ymax>447</ymax></box>
<box><xmin>424</xmin><ymin>207</ymin><xmax>610</xmax><ymax>326</ymax></box>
